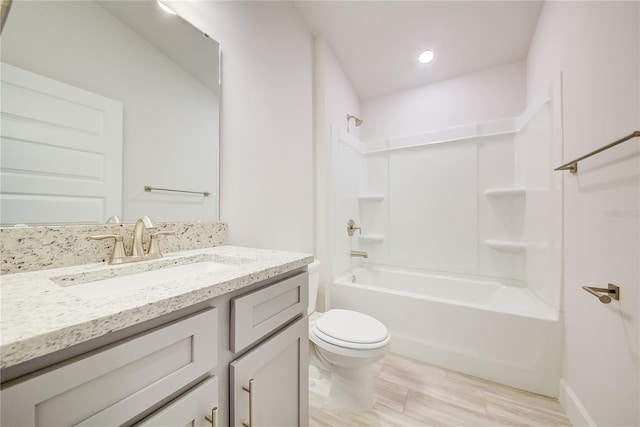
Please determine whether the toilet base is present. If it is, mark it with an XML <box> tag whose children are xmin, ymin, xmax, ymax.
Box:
<box><xmin>329</xmin><ymin>364</ymin><xmax>374</xmax><ymax>411</ymax></box>
<box><xmin>309</xmin><ymin>358</ymin><xmax>376</xmax><ymax>411</ymax></box>
<box><xmin>309</xmin><ymin>365</ymin><xmax>331</xmax><ymax>398</ymax></box>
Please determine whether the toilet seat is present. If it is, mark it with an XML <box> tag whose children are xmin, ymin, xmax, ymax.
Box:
<box><xmin>312</xmin><ymin>309</ymin><xmax>390</xmax><ymax>350</ymax></box>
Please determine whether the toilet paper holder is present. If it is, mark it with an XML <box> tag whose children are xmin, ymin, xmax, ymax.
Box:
<box><xmin>582</xmin><ymin>283</ymin><xmax>620</xmax><ymax>304</ymax></box>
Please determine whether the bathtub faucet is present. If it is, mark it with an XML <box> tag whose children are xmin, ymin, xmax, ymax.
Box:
<box><xmin>350</xmin><ymin>250</ymin><xmax>368</xmax><ymax>258</ymax></box>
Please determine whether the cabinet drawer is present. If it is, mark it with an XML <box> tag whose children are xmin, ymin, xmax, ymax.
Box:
<box><xmin>231</xmin><ymin>272</ymin><xmax>308</xmax><ymax>353</ymax></box>
<box><xmin>1</xmin><ymin>308</ymin><xmax>217</xmax><ymax>427</ymax></box>
<box><xmin>137</xmin><ymin>376</ymin><xmax>218</xmax><ymax>427</ymax></box>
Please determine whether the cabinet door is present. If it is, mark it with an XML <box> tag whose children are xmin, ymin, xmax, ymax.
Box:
<box><xmin>136</xmin><ymin>376</ymin><xmax>218</xmax><ymax>427</ymax></box>
<box><xmin>230</xmin><ymin>316</ymin><xmax>308</xmax><ymax>427</ymax></box>
<box><xmin>1</xmin><ymin>308</ymin><xmax>217</xmax><ymax>427</ymax></box>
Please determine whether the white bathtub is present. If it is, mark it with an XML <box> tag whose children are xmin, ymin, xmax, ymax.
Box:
<box><xmin>332</xmin><ymin>265</ymin><xmax>562</xmax><ymax>396</ymax></box>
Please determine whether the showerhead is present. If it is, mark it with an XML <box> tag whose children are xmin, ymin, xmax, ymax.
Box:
<box><xmin>599</xmin><ymin>295</ymin><xmax>612</xmax><ymax>304</ymax></box>
<box><xmin>346</xmin><ymin>114</ymin><xmax>363</xmax><ymax>129</ymax></box>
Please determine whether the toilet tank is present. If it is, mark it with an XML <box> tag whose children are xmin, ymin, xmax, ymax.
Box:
<box><xmin>307</xmin><ymin>260</ymin><xmax>320</xmax><ymax>315</ymax></box>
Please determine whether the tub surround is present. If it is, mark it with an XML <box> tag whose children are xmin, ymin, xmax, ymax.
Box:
<box><xmin>0</xmin><ymin>221</ymin><xmax>228</xmax><ymax>275</ymax></box>
<box><xmin>0</xmin><ymin>245</ymin><xmax>313</xmax><ymax>369</ymax></box>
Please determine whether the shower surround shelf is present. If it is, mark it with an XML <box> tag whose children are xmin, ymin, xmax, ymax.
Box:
<box><xmin>484</xmin><ymin>188</ymin><xmax>526</xmax><ymax>198</ymax></box>
<box><xmin>358</xmin><ymin>194</ymin><xmax>385</xmax><ymax>202</ymax></box>
<box><xmin>358</xmin><ymin>234</ymin><xmax>385</xmax><ymax>243</ymax></box>
<box><xmin>484</xmin><ymin>240</ymin><xmax>527</xmax><ymax>253</ymax></box>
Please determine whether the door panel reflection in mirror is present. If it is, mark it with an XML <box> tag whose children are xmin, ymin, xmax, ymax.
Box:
<box><xmin>0</xmin><ymin>0</ymin><xmax>220</xmax><ymax>225</ymax></box>
<box><xmin>0</xmin><ymin>63</ymin><xmax>123</xmax><ymax>225</ymax></box>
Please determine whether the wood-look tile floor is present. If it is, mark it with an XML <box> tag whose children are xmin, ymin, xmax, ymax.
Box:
<box><xmin>309</xmin><ymin>353</ymin><xmax>572</xmax><ymax>427</ymax></box>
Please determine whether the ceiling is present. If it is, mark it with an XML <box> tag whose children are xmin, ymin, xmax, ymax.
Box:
<box><xmin>294</xmin><ymin>1</ymin><xmax>544</xmax><ymax>101</ymax></box>
<box><xmin>98</xmin><ymin>0</ymin><xmax>220</xmax><ymax>94</ymax></box>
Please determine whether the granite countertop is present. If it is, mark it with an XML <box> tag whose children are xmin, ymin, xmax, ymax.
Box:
<box><xmin>0</xmin><ymin>246</ymin><xmax>313</xmax><ymax>370</ymax></box>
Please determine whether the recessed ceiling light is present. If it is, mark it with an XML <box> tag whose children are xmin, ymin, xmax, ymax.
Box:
<box><xmin>418</xmin><ymin>50</ymin><xmax>435</xmax><ymax>64</ymax></box>
<box><xmin>157</xmin><ymin>0</ymin><xmax>177</xmax><ymax>15</ymax></box>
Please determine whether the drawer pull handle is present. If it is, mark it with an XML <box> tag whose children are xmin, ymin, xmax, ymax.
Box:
<box><xmin>242</xmin><ymin>379</ymin><xmax>255</xmax><ymax>427</ymax></box>
<box><xmin>205</xmin><ymin>406</ymin><xmax>218</xmax><ymax>426</ymax></box>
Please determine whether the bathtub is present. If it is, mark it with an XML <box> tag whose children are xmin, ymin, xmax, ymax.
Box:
<box><xmin>332</xmin><ymin>265</ymin><xmax>562</xmax><ymax>396</ymax></box>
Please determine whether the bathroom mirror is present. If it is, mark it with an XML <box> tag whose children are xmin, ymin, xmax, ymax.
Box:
<box><xmin>0</xmin><ymin>0</ymin><xmax>220</xmax><ymax>225</ymax></box>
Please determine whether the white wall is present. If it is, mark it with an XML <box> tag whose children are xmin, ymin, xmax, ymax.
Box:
<box><xmin>170</xmin><ymin>1</ymin><xmax>314</xmax><ymax>253</ymax></box>
<box><xmin>1</xmin><ymin>1</ymin><xmax>219</xmax><ymax>223</ymax></box>
<box><xmin>313</xmin><ymin>39</ymin><xmax>363</xmax><ymax>309</ymax></box>
<box><xmin>361</xmin><ymin>61</ymin><xmax>526</xmax><ymax>141</ymax></box>
<box><xmin>527</xmin><ymin>2</ymin><xmax>640</xmax><ymax>425</ymax></box>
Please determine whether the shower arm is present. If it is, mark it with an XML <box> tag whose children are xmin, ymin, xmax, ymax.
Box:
<box><xmin>346</xmin><ymin>114</ymin><xmax>363</xmax><ymax>131</ymax></box>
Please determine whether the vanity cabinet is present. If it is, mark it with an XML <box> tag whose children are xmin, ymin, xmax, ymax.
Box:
<box><xmin>0</xmin><ymin>308</ymin><xmax>218</xmax><ymax>426</ymax></box>
<box><xmin>230</xmin><ymin>316</ymin><xmax>308</xmax><ymax>427</ymax></box>
<box><xmin>230</xmin><ymin>271</ymin><xmax>308</xmax><ymax>353</ymax></box>
<box><xmin>1</xmin><ymin>266</ymin><xmax>310</xmax><ymax>427</ymax></box>
<box><xmin>229</xmin><ymin>271</ymin><xmax>309</xmax><ymax>427</ymax></box>
<box><xmin>136</xmin><ymin>376</ymin><xmax>218</xmax><ymax>427</ymax></box>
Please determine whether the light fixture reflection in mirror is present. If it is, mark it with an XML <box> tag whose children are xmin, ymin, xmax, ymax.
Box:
<box><xmin>0</xmin><ymin>0</ymin><xmax>12</xmax><ymax>35</ymax></box>
<box><xmin>0</xmin><ymin>0</ymin><xmax>220</xmax><ymax>226</ymax></box>
<box><xmin>157</xmin><ymin>0</ymin><xmax>177</xmax><ymax>15</ymax></box>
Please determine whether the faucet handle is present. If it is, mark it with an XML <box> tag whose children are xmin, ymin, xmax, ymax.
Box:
<box><xmin>90</xmin><ymin>234</ymin><xmax>126</xmax><ymax>264</ymax></box>
<box><xmin>347</xmin><ymin>219</ymin><xmax>362</xmax><ymax>236</ymax></box>
<box><xmin>147</xmin><ymin>231</ymin><xmax>175</xmax><ymax>258</ymax></box>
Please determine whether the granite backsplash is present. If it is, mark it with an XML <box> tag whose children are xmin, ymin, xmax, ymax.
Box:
<box><xmin>1</xmin><ymin>222</ymin><xmax>228</xmax><ymax>275</ymax></box>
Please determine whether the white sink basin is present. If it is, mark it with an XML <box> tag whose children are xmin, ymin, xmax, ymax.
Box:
<box><xmin>52</xmin><ymin>254</ymin><xmax>249</xmax><ymax>300</ymax></box>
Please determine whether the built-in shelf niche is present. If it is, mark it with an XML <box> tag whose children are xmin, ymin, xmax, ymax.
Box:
<box><xmin>484</xmin><ymin>187</ymin><xmax>525</xmax><ymax>255</ymax></box>
<box><xmin>358</xmin><ymin>234</ymin><xmax>384</xmax><ymax>243</ymax></box>
<box><xmin>484</xmin><ymin>240</ymin><xmax>526</xmax><ymax>253</ymax></box>
<box><xmin>358</xmin><ymin>194</ymin><xmax>385</xmax><ymax>202</ymax></box>
<box><xmin>484</xmin><ymin>188</ymin><xmax>526</xmax><ymax>198</ymax></box>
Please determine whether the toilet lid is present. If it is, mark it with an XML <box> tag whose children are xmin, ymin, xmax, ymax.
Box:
<box><xmin>314</xmin><ymin>309</ymin><xmax>388</xmax><ymax>344</ymax></box>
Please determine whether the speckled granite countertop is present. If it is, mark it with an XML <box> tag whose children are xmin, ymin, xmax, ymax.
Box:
<box><xmin>0</xmin><ymin>246</ymin><xmax>313</xmax><ymax>369</ymax></box>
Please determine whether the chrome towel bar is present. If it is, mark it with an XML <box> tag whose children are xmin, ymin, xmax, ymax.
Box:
<box><xmin>555</xmin><ymin>130</ymin><xmax>640</xmax><ymax>174</ymax></box>
<box><xmin>144</xmin><ymin>185</ymin><xmax>211</xmax><ymax>197</ymax></box>
<box><xmin>582</xmin><ymin>283</ymin><xmax>620</xmax><ymax>304</ymax></box>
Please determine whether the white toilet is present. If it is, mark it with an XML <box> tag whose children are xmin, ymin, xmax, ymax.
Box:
<box><xmin>307</xmin><ymin>261</ymin><xmax>390</xmax><ymax>410</ymax></box>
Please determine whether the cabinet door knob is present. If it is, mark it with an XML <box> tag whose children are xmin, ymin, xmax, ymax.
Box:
<box><xmin>242</xmin><ymin>379</ymin><xmax>255</xmax><ymax>427</ymax></box>
<box><xmin>204</xmin><ymin>406</ymin><xmax>218</xmax><ymax>427</ymax></box>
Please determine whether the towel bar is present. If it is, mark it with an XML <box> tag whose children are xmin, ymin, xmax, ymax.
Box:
<box><xmin>144</xmin><ymin>185</ymin><xmax>211</xmax><ymax>197</ymax></box>
<box><xmin>582</xmin><ymin>283</ymin><xmax>620</xmax><ymax>304</ymax></box>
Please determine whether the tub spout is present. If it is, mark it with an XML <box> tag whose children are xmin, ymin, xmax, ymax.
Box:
<box><xmin>350</xmin><ymin>250</ymin><xmax>368</xmax><ymax>258</ymax></box>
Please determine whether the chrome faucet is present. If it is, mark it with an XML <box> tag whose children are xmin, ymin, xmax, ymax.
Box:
<box><xmin>131</xmin><ymin>215</ymin><xmax>156</xmax><ymax>257</ymax></box>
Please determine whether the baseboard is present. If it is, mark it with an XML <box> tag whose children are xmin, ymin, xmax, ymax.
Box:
<box><xmin>559</xmin><ymin>379</ymin><xmax>597</xmax><ymax>427</ymax></box>
<box><xmin>390</xmin><ymin>333</ymin><xmax>560</xmax><ymax>397</ymax></box>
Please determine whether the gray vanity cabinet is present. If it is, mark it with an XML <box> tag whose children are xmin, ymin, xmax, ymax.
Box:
<box><xmin>229</xmin><ymin>272</ymin><xmax>309</xmax><ymax>427</ymax></box>
<box><xmin>230</xmin><ymin>317</ymin><xmax>309</xmax><ymax>427</ymax></box>
<box><xmin>0</xmin><ymin>269</ymin><xmax>310</xmax><ymax>427</ymax></box>
<box><xmin>136</xmin><ymin>376</ymin><xmax>219</xmax><ymax>427</ymax></box>
<box><xmin>0</xmin><ymin>309</ymin><xmax>218</xmax><ymax>427</ymax></box>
